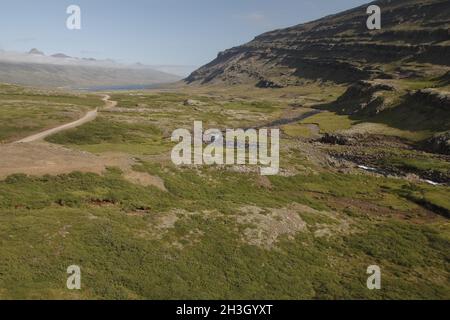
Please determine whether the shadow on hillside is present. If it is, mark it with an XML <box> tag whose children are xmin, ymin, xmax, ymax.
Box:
<box><xmin>314</xmin><ymin>93</ymin><xmax>450</xmax><ymax>139</ymax></box>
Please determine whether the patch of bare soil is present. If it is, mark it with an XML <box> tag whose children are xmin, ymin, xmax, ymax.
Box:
<box><xmin>236</xmin><ymin>203</ymin><xmax>353</xmax><ymax>248</ymax></box>
<box><xmin>305</xmin><ymin>123</ymin><xmax>321</xmax><ymax>137</ymax></box>
<box><xmin>124</xmin><ymin>170</ymin><xmax>167</xmax><ymax>191</ymax></box>
<box><xmin>135</xmin><ymin>209</ymin><xmax>183</xmax><ymax>238</ymax></box>
<box><xmin>155</xmin><ymin>211</ymin><xmax>180</xmax><ymax>230</ymax></box>
<box><xmin>236</xmin><ymin>205</ymin><xmax>308</xmax><ymax>249</ymax></box>
<box><xmin>256</xmin><ymin>175</ymin><xmax>273</xmax><ymax>189</ymax></box>
<box><xmin>136</xmin><ymin>209</ymin><xmax>205</xmax><ymax>248</ymax></box>
<box><xmin>0</xmin><ymin>142</ymin><xmax>133</xmax><ymax>179</ymax></box>
<box><xmin>134</xmin><ymin>203</ymin><xmax>354</xmax><ymax>250</ymax></box>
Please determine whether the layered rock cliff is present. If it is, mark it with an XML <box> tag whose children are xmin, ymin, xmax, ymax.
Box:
<box><xmin>186</xmin><ymin>0</ymin><xmax>450</xmax><ymax>86</ymax></box>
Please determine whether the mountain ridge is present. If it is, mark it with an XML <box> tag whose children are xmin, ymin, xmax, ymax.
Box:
<box><xmin>0</xmin><ymin>60</ymin><xmax>181</xmax><ymax>89</ymax></box>
<box><xmin>0</xmin><ymin>49</ymin><xmax>182</xmax><ymax>88</ymax></box>
<box><xmin>185</xmin><ymin>0</ymin><xmax>450</xmax><ymax>87</ymax></box>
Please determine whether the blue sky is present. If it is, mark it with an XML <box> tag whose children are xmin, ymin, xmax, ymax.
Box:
<box><xmin>0</xmin><ymin>0</ymin><xmax>370</xmax><ymax>67</ymax></box>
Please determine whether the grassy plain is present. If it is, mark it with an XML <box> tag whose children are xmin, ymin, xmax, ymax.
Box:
<box><xmin>0</xmin><ymin>82</ymin><xmax>448</xmax><ymax>299</ymax></box>
<box><xmin>0</xmin><ymin>84</ymin><xmax>101</xmax><ymax>143</ymax></box>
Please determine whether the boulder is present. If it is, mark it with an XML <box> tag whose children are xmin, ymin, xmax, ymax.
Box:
<box><xmin>183</xmin><ymin>99</ymin><xmax>202</xmax><ymax>106</ymax></box>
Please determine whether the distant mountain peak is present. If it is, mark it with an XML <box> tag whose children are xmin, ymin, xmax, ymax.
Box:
<box><xmin>28</xmin><ymin>48</ymin><xmax>45</xmax><ymax>55</ymax></box>
<box><xmin>51</xmin><ymin>53</ymin><xmax>71</xmax><ymax>59</ymax></box>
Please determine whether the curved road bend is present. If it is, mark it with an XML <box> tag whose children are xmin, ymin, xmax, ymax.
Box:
<box><xmin>15</xmin><ymin>94</ymin><xmax>115</xmax><ymax>143</ymax></box>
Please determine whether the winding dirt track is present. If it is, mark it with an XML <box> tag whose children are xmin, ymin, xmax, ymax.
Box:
<box><xmin>101</xmin><ymin>94</ymin><xmax>118</xmax><ymax>110</ymax></box>
<box><xmin>14</xmin><ymin>94</ymin><xmax>115</xmax><ymax>144</ymax></box>
<box><xmin>15</xmin><ymin>109</ymin><xmax>98</xmax><ymax>143</ymax></box>
<box><xmin>0</xmin><ymin>94</ymin><xmax>132</xmax><ymax>179</ymax></box>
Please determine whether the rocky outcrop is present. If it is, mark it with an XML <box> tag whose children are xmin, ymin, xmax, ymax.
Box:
<box><xmin>183</xmin><ymin>99</ymin><xmax>203</xmax><ymax>106</ymax></box>
<box><xmin>320</xmin><ymin>133</ymin><xmax>356</xmax><ymax>145</ymax></box>
<box><xmin>424</xmin><ymin>131</ymin><xmax>450</xmax><ymax>155</ymax></box>
<box><xmin>334</xmin><ymin>80</ymin><xmax>395</xmax><ymax>115</ymax></box>
<box><xmin>256</xmin><ymin>79</ymin><xmax>285</xmax><ymax>89</ymax></box>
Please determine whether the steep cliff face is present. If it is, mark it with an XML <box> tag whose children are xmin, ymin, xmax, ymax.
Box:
<box><xmin>186</xmin><ymin>0</ymin><xmax>450</xmax><ymax>86</ymax></box>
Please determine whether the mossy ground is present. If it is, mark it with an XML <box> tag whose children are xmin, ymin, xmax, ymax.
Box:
<box><xmin>0</xmin><ymin>165</ymin><xmax>448</xmax><ymax>299</ymax></box>
<box><xmin>0</xmin><ymin>82</ymin><xmax>449</xmax><ymax>299</ymax></box>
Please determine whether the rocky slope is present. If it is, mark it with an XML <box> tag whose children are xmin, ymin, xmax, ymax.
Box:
<box><xmin>186</xmin><ymin>0</ymin><xmax>450</xmax><ymax>86</ymax></box>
